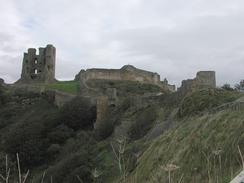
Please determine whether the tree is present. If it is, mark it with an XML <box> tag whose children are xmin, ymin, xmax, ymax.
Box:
<box><xmin>234</xmin><ymin>80</ymin><xmax>244</xmax><ymax>91</ymax></box>
<box><xmin>59</xmin><ymin>97</ymin><xmax>96</xmax><ymax>131</ymax></box>
<box><xmin>221</xmin><ymin>84</ymin><xmax>234</xmax><ymax>91</ymax></box>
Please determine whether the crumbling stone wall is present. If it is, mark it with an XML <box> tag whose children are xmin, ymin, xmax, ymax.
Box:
<box><xmin>94</xmin><ymin>96</ymin><xmax>109</xmax><ymax>129</ymax></box>
<box><xmin>0</xmin><ymin>78</ymin><xmax>4</xmax><ymax>86</ymax></box>
<box><xmin>82</xmin><ymin>65</ymin><xmax>160</xmax><ymax>84</ymax></box>
<box><xmin>178</xmin><ymin>71</ymin><xmax>216</xmax><ymax>96</ymax></box>
<box><xmin>78</xmin><ymin>65</ymin><xmax>175</xmax><ymax>91</ymax></box>
<box><xmin>54</xmin><ymin>91</ymin><xmax>77</xmax><ymax>108</ymax></box>
<box><xmin>195</xmin><ymin>71</ymin><xmax>216</xmax><ymax>89</ymax></box>
<box><xmin>18</xmin><ymin>44</ymin><xmax>56</xmax><ymax>84</ymax></box>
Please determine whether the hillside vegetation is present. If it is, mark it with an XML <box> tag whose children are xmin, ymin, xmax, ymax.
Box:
<box><xmin>86</xmin><ymin>79</ymin><xmax>163</xmax><ymax>95</ymax></box>
<box><xmin>0</xmin><ymin>84</ymin><xmax>244</xmax><ymax>183</ymax></box>
<box><xmin>45</xmin><ymin>80</ymin><xmax>80</xmax><ymax>94</ymax></box>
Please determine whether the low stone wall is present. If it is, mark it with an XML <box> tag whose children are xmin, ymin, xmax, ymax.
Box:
<box><xmin>53</xmin><ymin>90</ymin><xmax>77</xmax><ymax>108</ymax></box>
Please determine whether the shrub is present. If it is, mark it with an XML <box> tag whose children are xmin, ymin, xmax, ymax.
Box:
<box><xmin>47</xmin><ymin>124</ymin><xmax>74</xmax><ymax>144</ymax></box>
<box><xmin>0</xmin><ymin>87</ymin><xmax>3</xmax><ymax>105</ymax></box>
<box><xmin>47</xmin><ymin>144</ymin><xmax>61</xmax><ymax>159</ymax></box>
<box><xmin>59</xmin><ymin>97</ymin><xmax>96</xmax><ymax>131</ymax></box>
<box><xmin>178</xmin><ymin>89</ymin><xmax>242</xmax><ymax>117</ymax></box>
<box><xmin>221</xmin><ymin>83</ymin><xmax>234</xmax><ymax>91</ymax></box>
<box><xmin>128</xmin><ymin>106</ymin><xmax>157</xmax><ymax>140</ymax></box>
<box><xmin>47</xmin><ymin>131</ymin><xmax>97</xmax><ymax>183</ymax></box>
<box><xmin>0</xmin><ymin>86</ymin><xmax>9</xmax><ymax>106</ymax></box>
<box><xmin>3</xmin><ymin>99</ymin><xmax>59</xmax><ymax>168</ymax></box>
<box><xmin>46</xmin><ymin>151</ymin><xmax>94</xmax><ymax>183</ymax></box>
<box><xmin>4</xmin><ymin>121</ymin><xmax>48</xmax><ymax>168</ymax></box>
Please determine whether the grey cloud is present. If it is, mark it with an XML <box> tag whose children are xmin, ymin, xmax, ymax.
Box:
<box><xmin>1</xmin><ymin>0</ymin><xmax>244</xmax><ymax>86</ymax></box>
<box><xmin>110</xmin><ymin>13</ymin><xmax>244</xmax><ymax>86</ymax></box>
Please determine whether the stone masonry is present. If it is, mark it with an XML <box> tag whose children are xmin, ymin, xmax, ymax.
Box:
<box><xmin>78</xmin><ymin>65</ymin><xmax>175</xmax><ymax>92</ymax></box>
<box><xmin>178</xmin><ymin>71</ymin><xmax>216</xmax><ymax>96</ymax></box>
<box><xmin>18</xmin><ymin>44</ymin><xmax>56</xmax><ymax>84</ymax></box>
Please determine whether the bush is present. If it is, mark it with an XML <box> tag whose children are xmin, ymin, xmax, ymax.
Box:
<box><xmin>178</xmin><ymin>89</ymin><xmax>242</xmax><ymax>117</ymax></box>
<box><xmin>47</xmin><ymin>124</ymin><xmax>74</xmax><ymax>144</ymax></box>
<box><xmin>47</xmin><ymin>144</ymin><xmax>61</xmax><ymax>159</ymax></box>
<box><xmin>0</xmin><ymin>86</ymin><xmax>9</xmax><ymax>106</ymax></box>
<box><xmin>0</xmin><ymin>87</ymin><xmax>3</xmax><ymax>105</ymax></box>
<box><xmin>45</xmin><ymin>132</ymin><xmax>97</xmax><ymax>183</ymax></box>
<box><xmin>59</xmin><ymin>97</ymin><xmax>96</xmax><ymax>131</ymax></box>
<box><xmin>46</xmin><ymin>149</ymin><xmax>94</xmax><ymax>183</ymax></box>
<box><xmin>4</xmin><ymin>121</ymin><xmax>48</xmax><ymax>168</ymax></box>
<box><xmin>128</xmin><ymin>106</ymin><xmax>157</xmax><ymax>140</ymax></box>
<box><xmin>3</xmin><ymin>99</ymin><xmax>59</xmax><ymax>168</ymax></box>
<box><xmin>221</xmin><ymin>83</ymin><xmax>234</xmax><ymax>91</ymax></box>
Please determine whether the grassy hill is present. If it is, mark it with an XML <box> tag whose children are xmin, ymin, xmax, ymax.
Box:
<box><xmin>45</xmin><ymin>80</ymin><xmax>80</xmax><ymax>94</ymax></box>
<box><xmin>128</xmin><ymin>110</ymin><xmax>244</xmax><ymax>182</ymax></box>
<box><xmin>1</xmin><ymin>83</ymin><xmax>244</xmax><ymax>183</ymax></box>
<box><xmin>126</xmin><ymin>89</ymin><xmax>244</xmax><ymax>183</ymax></box>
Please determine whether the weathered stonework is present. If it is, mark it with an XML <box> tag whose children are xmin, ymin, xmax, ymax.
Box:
<box><xmin>94</xmin><ymin>96</ymin><xmax>109</xmax><ymax>129</ymax></box>
<box><xmin>54</xmin><ymin>91</ymin><xmax>77</xmax><ymax>108</ymax></box>
<box><xmin>78</xmin><ymin>65</ymin><xmax>175</xmax><ymax>91</ymax></box>
<box><xmin>178</xmin><ymin>71</ymin><xmax>216</xmax><ymax>96</ymax></box>
<box><xmin>83</xmin><ymin>65</ymin><xmax>160</xmax><ymax>84</ymax></box>
<box><xmin>195</xmin><ymin>71</ymin><xmax>216</xmax><ymax>89</ymax></box>
<box><xmin>18</xmin><ymin>44</ymin><xmax>56</xmax><ymax>84</ymax></box>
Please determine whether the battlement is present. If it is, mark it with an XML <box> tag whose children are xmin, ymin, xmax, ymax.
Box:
<box><xmin>18</xmin><ymin>44</ymin><xmax>56</xmax><ymax>84</ymax></box>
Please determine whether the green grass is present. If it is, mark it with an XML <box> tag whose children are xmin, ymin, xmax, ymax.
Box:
<box><xmin>178</xmin><ymin>89</ymin><xmax>244</xmax><ymax>117</ymax></box>
<box><xmin>128</xmin><ymin>110</ymin><xmax>244</xmax><ymax>183</ymax></box>
<box><xmin>86</xmin><ymin>79</ymin><xmax>162</xmax><ymax>96</ymax></box>
<box><xmin>46</xmin><ymin>80</ymin><xmax>79</xmax><ymax>94</ymax></box>
<box><xmin>126</xmin><ymin>90</ymin><xmax>244</xmax><ymax>183</ymax></box>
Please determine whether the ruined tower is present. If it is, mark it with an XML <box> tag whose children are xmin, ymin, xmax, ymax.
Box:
<box><xmin>178</xmin><ymin>71</ymin><xmax>216</xmax><ymax>96</ymax></box>
<box><xmin>19</xmin><ymin>44</ymin><xmax>56</xmax><ymax>83</ymax></box>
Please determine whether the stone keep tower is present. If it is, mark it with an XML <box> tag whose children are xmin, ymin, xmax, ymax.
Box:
<box><xmin>20</xmin><ymin>44</ymin><xmax>56</xmax><ymax>83</ymax></box>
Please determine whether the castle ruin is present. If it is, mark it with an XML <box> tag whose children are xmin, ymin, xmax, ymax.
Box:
<box><xmin>16</xmin><ymin>44</ymin><xmax>217</xmax><ymax>98</ymax></box>
<box><xmin>18</xmin><ymin>44</ymin><xmax>56</xmax><ymax>84</ymax></box>
<box><xmin>178</xmin><ymin>71</ymin><xmax>216</xmax><ymax>96</ymax></box>
<box><xmin>77</xmin><ymin>65</ymin><xmax>175</xmax><ymax>92</ymax></box>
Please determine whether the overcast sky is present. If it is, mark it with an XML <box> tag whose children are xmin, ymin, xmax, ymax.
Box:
<box><xmin>0</xmin><ymin>0</ymin><xmax>244</xmax><ymax>86</ymax></box>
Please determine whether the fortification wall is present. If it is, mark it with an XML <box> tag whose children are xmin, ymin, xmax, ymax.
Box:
<box><xmin>81</xmin><ymin>65</ymin><xmax>160</xmax><ymax>85</ymax></box>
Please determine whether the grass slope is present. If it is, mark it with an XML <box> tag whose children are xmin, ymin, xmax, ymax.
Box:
<box><xmin>46</xmin><ymin>80</ymin><xmax>79</xmax><ymax>94</ymax></box>
<box><xmin>128</xmin><ymin>91</ymin><xmax>244</xmax><ymax>183</ymax></box>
